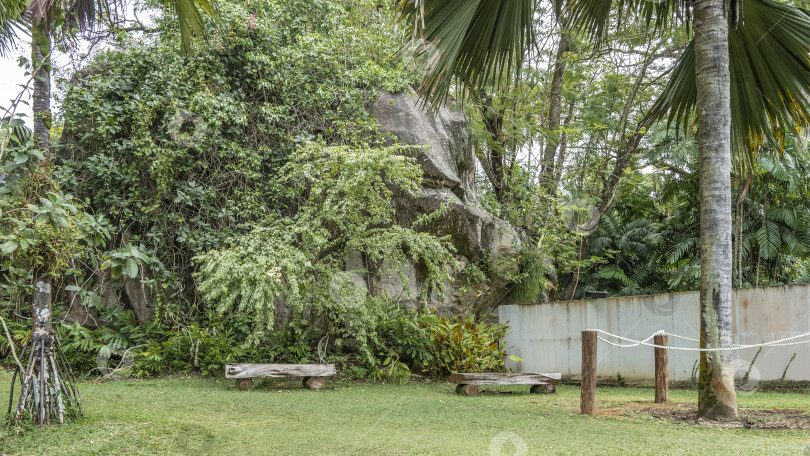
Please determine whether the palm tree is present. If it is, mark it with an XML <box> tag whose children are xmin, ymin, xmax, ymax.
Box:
<box><xmin>398</xmin><ymin>0</ymin><xmax>810</xmax><ymax>418</ymax></box>
<box><xmin>0</xmin><ymin>0</ymin><xmax>214</xmax><ymax>426</ymax></box>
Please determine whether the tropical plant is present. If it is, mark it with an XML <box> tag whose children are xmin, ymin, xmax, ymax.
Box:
<box><xmin>578</xmin><ymin>124</ymin><xmax>810</xmax><ymax>297</ymax></box>
<box><xmin>375</xmin><ymin>303</ymin><xmax>509</xmax><ymax>377</ymax></box>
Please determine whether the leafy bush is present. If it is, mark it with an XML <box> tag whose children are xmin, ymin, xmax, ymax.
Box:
<box><xmin>376</xmin><ymin>304</ymin><xmax>509</xmax><ymax>378</ymax></box>
<box><xmin>196</xmin><ymin>143</ymin><xmax>458</xmax><ymax>357</ymax></box>
<box><xmin>57</xmin><ymin>0</ymin><xmax>414</xmax><ymax>314</ymax></box>
<box><xmin>0</xmin><ymin>125</ymin><xmax>114</xmax><ymax>327</ymax></box>
<box><xmin>52</xmin><ymin>307</ymin><xmax>247</xmax><ymax>378</ymax></box>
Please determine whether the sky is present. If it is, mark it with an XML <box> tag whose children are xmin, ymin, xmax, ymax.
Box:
<box><xmin>1</xmin><ymin>48</ymin><xmax>33</xmax><ymax>124</ymax></box>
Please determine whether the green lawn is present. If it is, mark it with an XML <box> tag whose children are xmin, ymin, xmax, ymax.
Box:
<box><xmin>0</xmin><ymin>370</ymin><xmax>808</xmax><ymax>455</ymax></box>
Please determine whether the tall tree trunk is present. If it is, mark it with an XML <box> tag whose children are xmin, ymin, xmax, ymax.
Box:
<box><xmin>31</xmin><ymin>15</ymin><xmax>53</xmax><ymax>355</ymax></box>
<box><xmin>17</xmin><ymin>18</ymin><xmax>60</xmax><ymax>427</ymax></box>
<box><xmin>32</xmin><ymin>19</ymin><xmax>52</xmax><ymax>165</ymax></box>
<box><xmin>693</xmin><ymin>0</ymin><xmax>738</xmax><ymax>419</ymax></box>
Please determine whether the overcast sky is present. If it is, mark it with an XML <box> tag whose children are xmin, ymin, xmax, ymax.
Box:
<box><xmin>1</xmin><ymin>47</ymin><xmax>33</xmax><ymax>124</ymax></box>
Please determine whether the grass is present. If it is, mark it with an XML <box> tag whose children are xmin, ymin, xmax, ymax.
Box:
<box><xmin>0</xmin><ymin>370</ymin><xmax>808</xmax><ymax>455</ymax></box>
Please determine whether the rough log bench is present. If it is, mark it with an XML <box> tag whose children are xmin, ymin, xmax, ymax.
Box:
<box><xmin>450</xmin><ymin>373</ymin><xmax>562</xmax><ymax>396</ymax></box>
<box><xmin>225</xmin><ymin>364</ymin><xmax>336</xmax><ymax>390</ymax></box>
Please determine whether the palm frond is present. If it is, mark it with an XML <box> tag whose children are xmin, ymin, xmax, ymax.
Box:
<box><xmin>397</xmin><ymin>0</ymin><xmax>534</xmax><ymax>106</ymax></box>
<box><xmin>595</xmin><ymin>264</ymin><xmax>637</xmax><ymax>288</ymax></box>
<box><xmin>554</xmin><ymin>0</ymin><xmax>699</xmax><ymax>45</ymax></box>
<box><xmin>165</xmin><ymin>0</ymin><xmax>215</xmax><ymax>53</ymax></box>
<box><xmin>755</xmin><ymin>220</ymin><xmax>781</xmax><ymax>260</ymax></box>
<box><xmin>0</xmin><ymin>0</ymin><xmax>27</xmax><ymax>56</ymax></box>
<box><xmin>651</xmin><ymin>0</ymin><xmax>810</xmax><ymax>159</ymax></box>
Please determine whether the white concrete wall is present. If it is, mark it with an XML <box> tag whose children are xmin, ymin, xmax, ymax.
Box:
<box><xmin>498</xmin><ymin>284</ymin><xmax>810</xmax><ymax>382</ymax></box>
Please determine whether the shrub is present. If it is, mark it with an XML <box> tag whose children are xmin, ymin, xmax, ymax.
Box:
<box><xmin>376</xmin><ymin>304</ymin><xmax>509</xmax><ymax>378</ymax></box>
<box><xmin>195</xmin><ymin>143</ymin><xmax>458</xmax><ymax>358</ymax></box>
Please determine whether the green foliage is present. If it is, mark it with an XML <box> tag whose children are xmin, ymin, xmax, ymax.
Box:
<box><xmin>0</xmin><ymin>127</ymin><xmax>113</xmax><ymax>315</ymax></box>
<box><xmin>576</xmin><ymin>126</ymin><xmax>810</xmax><ymax>297</ymax></box>
<box><xmin>196</xmin><ymin>143</ymin><xmax>457</xmax><ymax>355</ymax></box>
<box><xmin>397</xmin><ymin>0</ymin><xmax>534</xmax><ymax>105</ymax></box>
<box><xmin>0</xmin><ymin>148</ymin><xmax>107</xmax><ymax>276</ymax></box>
<box><xmin>651</xmin><ymin>0</ymin><xmax>810</xmax><ymax>161</ymax></box>
<box><xmin>51</xmin><ymin>302</ymin><xmax>252</xmax><ymax>378</ymax></box>
<box><xmin>58</xmin><ymin>0</ymin><xmax>414</xmax><ymax>312</ymax></box>
<box><xmin>376</xmin><ymin>304</ymin><xmax>508</xmax><ymax>377</ymax></box>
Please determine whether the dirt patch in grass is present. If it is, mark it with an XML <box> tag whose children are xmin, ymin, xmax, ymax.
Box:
<box><xmin>597</xmin><ymin>401</ymin><xmax>810</xmax><ymax>430</ymax></box>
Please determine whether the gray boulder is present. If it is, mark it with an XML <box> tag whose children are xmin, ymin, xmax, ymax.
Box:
<box><xmin>361</xmin><ymin>89</ymin><xmax>522</xmax><ymax>316</ymax></box>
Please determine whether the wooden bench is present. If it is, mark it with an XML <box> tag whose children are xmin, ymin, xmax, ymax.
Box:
<box><xmin>450</xmin><ymin>372</ymin><xmax>562</xmax><ymax>396</ymax></box>
<box><xmin>225</xmin><ymin>363</ymin><xmax>336</xmax><ymax>390</ymax></box>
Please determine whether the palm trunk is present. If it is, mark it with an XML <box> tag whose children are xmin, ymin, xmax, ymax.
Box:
<box><xmin>32</xmin><ymin>19</ymin><xmax>52</xmax><ymax>165</ymax></box>
<box><xmin>693</xmin><ymin>0</ymin><xmax>738</xmax><ymax>419</ymax></box>
<box><xmin>31</xmin><ymin>15</ymin><xmax>53</xmax><ymax>386</ymax></box>
<box><xmin>12</xmin><ymin>18</ymin><xmax>75</xmax><ymax>427</ymax></box>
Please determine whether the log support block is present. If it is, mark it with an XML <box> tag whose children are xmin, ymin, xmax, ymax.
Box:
<box><xmin>530</xmin><ymin>383</ymin><xmax>556</xmax><ymax>394</ymax></box>
<box><xmin>455</xmin><ymin>384</ymin><xmax>481</xmax><ymax>396</ymax></box>
<box><xmin>303</xmin><ymin>376</ymin><xmax>326</xmax><ymax>390</ymax></box>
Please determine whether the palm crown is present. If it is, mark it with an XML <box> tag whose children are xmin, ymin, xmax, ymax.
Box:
<box><xmin>0</xmin><ymin>0</ymin><xmax>214</xmax><ymax>55</ymax></box>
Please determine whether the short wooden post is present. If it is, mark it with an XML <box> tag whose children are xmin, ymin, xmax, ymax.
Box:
<box><xmin>654</xmin><ymin>334</ymin><xmax>668</xmax><ymax>403</ymax></box>
<box><xmin>580</xmin><ymin>330</ymin><xmax>597</xmax><ymax>415</ymax></box>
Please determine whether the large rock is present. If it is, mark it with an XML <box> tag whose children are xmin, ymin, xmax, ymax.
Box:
<box><xmin>360</xmin><ymin>89</ymin><xmax>522</xmax><ymax>316</ymax></box>
<box><xmin>369</xmin><ymin>89</ymin><xmax>475</xmax><ymax>202</ymax></box>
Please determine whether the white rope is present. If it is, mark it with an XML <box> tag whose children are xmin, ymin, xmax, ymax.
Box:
<box><xmin>664</xmin><ymin>333</ymin><xmax>700</xmax><ymax>343</ymax></box>
<box><xmin>662</xmin><ymin>332</ymin><xmax>810</xmax><ymax>348</ymax></box>
<box><xmin>595</xmin><ymin>330</ymin><xmax>663</xmax><ymax>348</ymax></box>
<box><xmin>587</xmin><ymin>329</ymin><xmax>810</xmax><ymax>352</ymax></box>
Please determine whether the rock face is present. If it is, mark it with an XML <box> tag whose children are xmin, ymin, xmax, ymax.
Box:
<box><xmin>362</xmin><ymin>89</ymin><xmax>522</xmax><ymax>317</ymax></box>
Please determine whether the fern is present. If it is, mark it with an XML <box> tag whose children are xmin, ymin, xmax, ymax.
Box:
<box><xmin>755</xmin><ymin>221</ymin><xmax>781</xmax><ymax>260</ymax></box>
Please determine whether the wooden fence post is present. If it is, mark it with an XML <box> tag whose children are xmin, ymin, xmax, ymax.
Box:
<box><xmin>654</xmin><ymin>334</ymin><xmax>668</xmax><ymax>403</ymax></box>
<box><xmin>580</xmin><ymin>330</ymin><xmax>597</xmax><ymax>415</ymax></box>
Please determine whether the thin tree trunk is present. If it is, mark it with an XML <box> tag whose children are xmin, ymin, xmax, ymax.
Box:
<box><xmin>540</xmin><ymin>24</ymin><xmax>570</xmax><ymax>189</ymax></box>
<box><xmin>474</xmin><ymin>92</ymin><xmax>508</xmax><ymax>203</ymax></box>
<box><xmin>551</xmin><ymin>100</ymin><xmax>576</xmax><ymax>191</ymax></box>
<box><xmin>693</xmin><ymin>0</ymin><xmax>738</xmax><ymax>419</ymax></box>
<box><xmin>735</xmin><ymin>174</ymin><xmax>751</xmax><ymax>288</ymax></box>
<box><xmin>560</xmin><ymin>235</ymin><xmax>589</xmax><ymax>301</ymax></box>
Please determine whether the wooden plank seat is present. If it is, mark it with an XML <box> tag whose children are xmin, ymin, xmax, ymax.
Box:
<box><xmin>225</xmin><ymin>363</ymin><xmax>336</xmax><ymax>390</ymax></box>
<box><xmin>450</xmin><ymin>372</ymin><xmax>562</xmax><ymax>396</ymax></box>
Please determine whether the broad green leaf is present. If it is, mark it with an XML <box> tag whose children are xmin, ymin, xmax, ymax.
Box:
<box><xmin>35</xmin><ymin>214</ymin><xmax>49</xmax><ymax>227</ymax></box>
<box><xmin>125</xmin><ymin>258</ymin><xmax>139</xmax><ymax>278</ymax></box>
<box><xmin>0</xmin><ymin>240</ymin><xmax>18</xmax><ymax>254</ymax></box>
